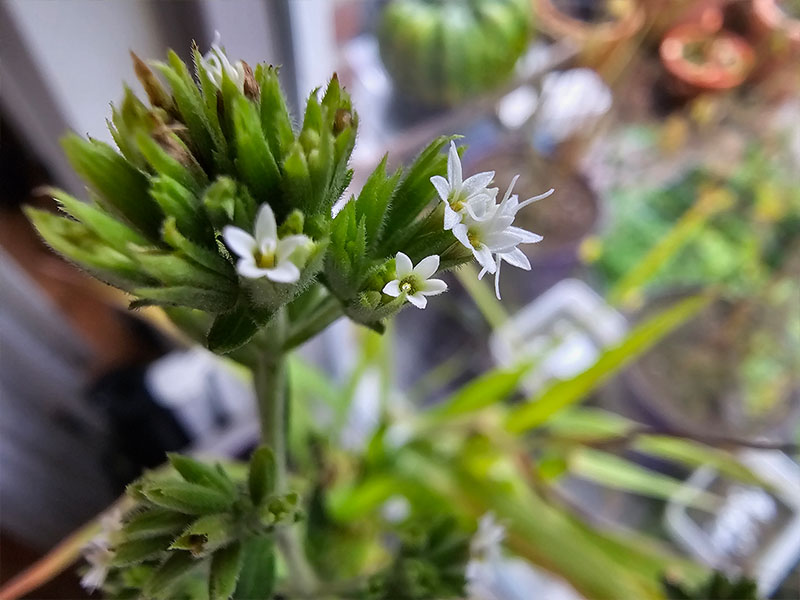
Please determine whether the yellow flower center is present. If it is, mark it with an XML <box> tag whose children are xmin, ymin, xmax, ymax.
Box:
<box><xmin>255</xmin><ymin>250</ymin><xmax>276</xmax><ymax>269</ymax></box>
<box><xmin>400</xmin><ymin>277</ymin><xmax>417</xmax><ymax>295</ymax></box>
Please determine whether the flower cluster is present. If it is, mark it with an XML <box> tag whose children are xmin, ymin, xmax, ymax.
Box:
<box><xmin>432</xmin><ymin>142</ymin><xmax>553</xmax><ymax>299</ymax></box>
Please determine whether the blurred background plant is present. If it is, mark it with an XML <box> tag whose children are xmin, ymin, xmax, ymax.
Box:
<box><xmin>2</xmin><ymin>1</ymin><xmax>800</xmax><ymax>599</ymax></box>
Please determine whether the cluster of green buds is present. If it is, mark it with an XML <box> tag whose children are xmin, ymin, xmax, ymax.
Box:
<box><xmin>85</xmin><ymin>447</ymin><xmax>298</xmax><ymax>599</ymax></box>
<box><xmin>25</xmin><ymin>40</ymin><xmax>501</xmax><ymax>356</ymax></box>
<box><xmin>363</xmin><ymin>517</ymin><xmax>470</xmax><ymax>600</ymax></box>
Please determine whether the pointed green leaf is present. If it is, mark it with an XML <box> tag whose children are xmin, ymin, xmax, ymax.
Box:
<box><xmin>132</xmin><ymin>285</ymin><xmax>236</xmax><ymax>312</ymax></box>
<box><xmin>162</xmin><ymin>217</ymin><xmax>233</xmax><ymax>277</ymax></box>
<box><xmin>143</xmin><ymin>550</ymin><xmax>202</xmax><ymax>600</ymax></box>
<box><xmin>256</xmin><ymin>65</ymin><xmax>294</xmax><ymax>161</ymax></box>
<box><xmin>112</xmin><ymin>536</ymin><xmax>172</xmax><ymax>567</ymax></box>
<box><xmin>207</xmin><ymin>307</ymin><xmax>259</xmax><ymax>354</ymax></box>
<box><xmin>172</xmin><ymin>513</ymin><xmax>237</xmax><ymax>557</ymax></box>
<box><xmin>209</xmin><ymin>541</ymin><xmax>243</xmax><ymax>600</ymax></box>
<box><xmin>232</xmin><ymin>537</ymin><xmax>274</xmax><ymax>600</ymax></box>
<box><xmin>168</xmin><ymin>454</ymin><xmax>237</xmax><ymax>498</ymax></box>
<box><xmin>232</xmin><ymin>95</ymin><xmax>281</xmax><ymax>209</ymax></box>
<box><xmin>122</xmin><ymin>509</ymin><xmax>193</xmax><ymax>541</ymax></box>
<box><xmin>248</xmin><ymin>446</ymin><xmax>276</xmax><ymax>506</ymax></box>
<box><xmin>61</xmin><ymin>134</ymin><xmax>162</xmax><ymax>238</ymax></box>
<box><xmin>51</xmin><ymin>189</ymin><xmax>149</xmax><ymax>249</ymax></box>
<box><xmin>142</xmin><ymin>481</ymin><xmax>235</xmax><ymax>514</ymax></box>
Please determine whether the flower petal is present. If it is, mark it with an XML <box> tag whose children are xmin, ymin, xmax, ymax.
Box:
<box><xmin>461</xmin><ymin>171</ymin><xmax>494</xmax><ymax>196</ymax></box>
<box><xmin>494</xmin><ymin>260</ymin><xmax>503</xmax><ymax>300</ymax></box>
<box><xmin>501</xmin><ymin>247</ymin><xmax>531</xmax><ymax>270</ymax></box>
<box><xmin>444</xmin><ymin>204</ymin><xmax>463</xmax><ymax>230</ymax></box>
<box><xmin>222</xmin><ymin>226</ymin><xmax>257</xmax><ymax>258</ymax></box>
<box><xmin>447</xmin><ymin>141</ymin><xmax>462</xmax><ymax>188</ymax></box>
<box><xmin>276</xmin><ymin>234</ymin><xmax>311</xmax><ymax>260</ymax></box>
<box><xmin>430</xmin><ymin>175</ymin><xmax>451</xmax><ymax>202</ymax></box>
<box><xmin>506</xmin><ymin>226</ymin><xmax>543</xmax><ymax>244</ymax></box>
<box><xmin>413</xmin><ymin>254</ymin><xmax>440</xmax><ymax>279</ymax></box>
<box><xmin>383</xmin><ymin>280</ymin><xmax>401</xmax><ymax>297</ymax></box>
<box><xmin>406</xmin><ymin>293</ymin><xmax>428</xmax><ymax>309</ymax></box>
<box><xmin>420</xmin><ymin>278</ymin><xmax>447</xmax><ymax>295</ymax></box>
<box><xmin>517</xmin><ymin>188</ymin><xmax>555</xmax><ymax>210</ymax></box>
<box><xmin>452</xmin><ymin>224</ymin><xmax>473</xmax><ymax>250</ymax></box>
<box><xmin>395</xmin><ymin>252</ymin><xmax>413</xmax><ymax>277</ymax></box>
<box><xmin>474</xmin><ymin>244</ymin><xmax>496</xmax><ymax>273</ymax></box>
<box><xmin>266</xmin><ymin>261</ymin><xmax>301</xmax><ymax>283</ymax></box>
<box><xmin>237</xmin><ymin>259</ymin><xmax>271</xmax><ymax>279</ymax></box>
<box><xmin>485</xmin><ymin>230</ymin><xmax>524</xmax><ymax>253</ymax></box>
<box><xmin>254</xmin><ymin>203</ymin><xmax>278</xmax><ymax>243</ymax></box>
<box><xmin>501</xmin><ymin>174</ymin><xmax>520</xmax><ymax>204</ymax></box>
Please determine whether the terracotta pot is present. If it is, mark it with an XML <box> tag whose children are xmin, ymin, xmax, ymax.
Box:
<box><xmin>659</xmin><ymin>21</ymin><xmax>755</xmax><ymax>96</ymax></box>
<box><xmin>533</xmin><ymin>0</ymin><xmax>646</xmax><ymax>75</ymax></box>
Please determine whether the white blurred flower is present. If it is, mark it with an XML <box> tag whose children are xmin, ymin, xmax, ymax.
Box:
<box><xmin>80</xmin><ymin>509</ymin><xmax>123</xmax><ymax>592</ymax></box>
<box><xmin>431</xmin><ymin>141</ymin><xmax>498</xmax><ymax>231</ymax></box>
<box><xmin>223</xmin><ymin>203</ymin><xmax>312</xmax><ymax>283</ymax></box>
<box><xmin>381</xmin><ymin>495</ymin><xmax>411</xmax><ymax>523</ymax></box>
<box><xmin>382</xmin><ymin>252</ymin><xmax>447</xmax><ymax>309</ymax></box>
<box><xmin>200</xmin><ymin>32</ymin><xmax>246</xmax><ymax>91</ymax></box>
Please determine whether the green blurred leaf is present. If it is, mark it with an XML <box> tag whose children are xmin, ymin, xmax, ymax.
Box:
<box><xmin>429</xmin><ymin>362</ymin><xmax>529</xmax><ymax>419</ymax></box>
<box><xmin>248</xmin><ymin>446</ymin><xmax>277</xmax><ymax>507</ymax></box>
<box><xmin>168</xmin><ymin>454</ymin><xmax>237</xmax><ymax>498</ymax></box>
<box><xmin>122</xmin><ymin>509</ymin><xmax>192</xmax><ymax>542</ymax></box>
<box><xmin>142</xmin><ymin>481</ymin><xmax>235</xmax><ymax>515</ymax></box>
<box><xmin>209</xmin><ymin>541</ymin><xmax>243</xmax><ymax>600</ymax></box>
<box><xmin>232</xmin><ymin>537</ymin><xmax>274</xmax><ymax>600</ymax></box>
<box><xmin>143</xmin><ymin>550</ymin><xmax>202</xmax><ymax>600</ymax></box>
<box><xmin>207</xmin><ymin>307</ymin><xmax>260</xmax><ymax>354</ymax></box>
<box><xmin>506</xmin><ymin>293</ymin><xmax>712</xmax><ymax>433</ymax></box>
<box><xmin>568</xmin><ymin>448</ymin><xmax>719</xmax><ymax>510</ymax></box>
<box><xmin>132</xmin><ymin>285</ymin><xmax>236</xmax><ymax>312</ymax></box>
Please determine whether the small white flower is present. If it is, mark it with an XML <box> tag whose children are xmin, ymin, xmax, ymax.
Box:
<box><xmin>431</xmin><ymin>141</ymin><xmax>498</xmax><ymax>231</ymax></box>
<box><xmin>382</xmin><ymin>252</ymin><xmax>447</xmax><ymax>309</ymax></box>
<box><xmin>471</xmin><ymin>513</ymin><xmax>505</xmax><ymax>563</ymax></box>
<box><xmin>223</xmin><ymin>203</ymin><xmax>312</xmax><ymax>283</ymax></box>
<box><xmin>458</xmin><ymin>176</ymin><xmax>551</xmax><ymax>299</ymax></box>
<box><xmin>200</xmin><ymin>32</ymin><xmax>246</xmax><ymax>91</ymax></box>
<box><xmin>80</xmin><ymin>509</ymin><xmax>123</xmax><ymax>592</ymax></box>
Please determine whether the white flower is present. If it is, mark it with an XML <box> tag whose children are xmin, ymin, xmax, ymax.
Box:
<box><xmin>80</xmin><ymin>509</ymin><xmax>123</xmax><ymax>592</ymax></box>
<box><xmin>431</xmin><ymin>141</ymin><xmax>498</xmax><ymax>230</ymax></box>
<box><xmin>382</xmin><ymin>252</ymin><xmax>447</xmax><ymax>309</ymax></box>
<box><xmin>457</xmin><ymin>175</ymin><xmax>551</xmax><ymax>299</ymax></box>
<box><xmin>200</xmin><ymin>32</ymin><xmax>246</xmax><ymax>91</ymax></box>
<box><xmin>470</xmin><ymin>513</ymin><xmax>505</xmax><ymax>563</ymax></box>
<box><xmin>223</xmin><ymin>203</ymin><xmax>312</xmax><ymax>283</ymax></box>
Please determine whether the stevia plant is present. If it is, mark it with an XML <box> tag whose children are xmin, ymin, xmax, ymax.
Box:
<box><xmin>26</xmin><ymin>39</ymin><xmax>553</xmax><ymax>600</ymax></box>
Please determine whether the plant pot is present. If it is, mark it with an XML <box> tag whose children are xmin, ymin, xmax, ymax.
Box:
<box><xmin>751</xmin><ymin>0</ymin><xmax>800</xmax><ymax>53</ymax></box>
<box><xmin>619</xmin><ymin>292</ymin><xmax>800</xmax><ymax>438</ymax></box>
<box><xmin>659</xmin><ymin>20</ymin><xmax>755</xmax><ymax>97</ymax></box>
<box><xmin>533</xmin><ymin>0</ymin><xmax>646</xmax><ymax>76</ymax></box>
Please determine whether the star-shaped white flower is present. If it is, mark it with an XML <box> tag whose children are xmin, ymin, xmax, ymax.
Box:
<box><xmin>200</xmin><ymin>32</ymin><xmax>246</xmax><ymax>91</ymax></box>
<box><xmin>431</xmin><ymin>141</ymin><xmax>498</xmax><ymax>231</ymax></box>
<box><xmin>456</xmin><ymin>175</ymin><xmax>550</xmax><ymax>298</ymax></box>
<box><xmin>222</xmin><ymin>203</ymin><xmax>312</xmax><ymax>283</ymax></box>
<box><xmin>382</xmin><ymin>252</ymin><xmax>447</xmax><ymax>309</ymax></box>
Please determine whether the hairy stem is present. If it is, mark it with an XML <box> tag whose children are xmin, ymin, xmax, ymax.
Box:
<box><xmin>253</xmin><ymin>313</ymin><xmax>319</xmax><ymax>595</ymax></box>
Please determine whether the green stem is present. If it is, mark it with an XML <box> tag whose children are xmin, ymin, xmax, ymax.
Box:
<box><xmin>253</xmin><ymin>313</ymin><xmax>319</xmax><ymax>596</ymax></box>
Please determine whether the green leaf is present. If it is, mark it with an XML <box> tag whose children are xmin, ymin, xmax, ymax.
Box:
<box><xmin>232</xmin><ymin>95</ymin><xmax>281</xmax><ymax>210</ymax></box>
<box><xmin>112</xmin><ymin>536</ymin><xmax>171</xmax><ymax>567</ymax></box>
<box><xmin>162</xmin><ymin>217</ymin><xmax>233</xmax><ymax>277</ymax></box>
<box><xmin>568</xmin><ymin>448</ymin><xmax>719</xmax><ymax>510</ymax></box>
<box><xmin>505</xmin><ymin>293</ymin><xmax>712</xmax><ymax>432</ymax></box>
<box><xmin>172</xmin><ymin>513</ymin><xmax>237</xmax><ymax>557</ymax></box>
<box><xmin>134</xmin><ymin>249</ymin><xmax>229</xmax><ymax>290</ymax></box>
<box><xmin>354</xmin><ymin>156</ymin><xmax>402</xmax><ymax>249</ymax></box>
<box><xmin>257</xmin><ymin>65</ymin><xmax>295</xmax><ymax>162</ymax></box>
<box><xmin>135</xmin><ymin>128</ymin><xmax>207</xmax><ymax>195</ymax></box>
<box><xmin>168</xmin><ymin>454</ymin><xmax>237</xmax><ymax>498</ymax></box>
<box><xmin>207</xmin><ymin>307</ymin><xmax>260</xmax><ymax>354</ymax></box>
<box><xmin>122</xmin><ymin>509</ymin><xmax>193</xmax><ymax>541</ymax></box>
<box><xmin>430</xmin><ymin>362</ymin><xmax>530</xmax><ymax>419</ymax></box>
<box><xmin>51</xmin><ymin>188</ymin><xmax>150</xmax><ymax>249</ymax></box>
<box><xmin>209</xmin><ymin>542</ymin><xmax>243</xmax><ymax>600</ymax></box>
<box><xmin>150</xmin><ymin>175</ymin><xmax>212</xmax><ymax>245</ymax></box>
<box><xmin>142</xmin><ymin>481</ymin><xmax>235</xmax><ymax>515</ymax></box>
<box><xmin>132</xmin><ymin>285</ymin><xmax>236</xmax><ymax>312</ymax></box>
<box><xmin>203</xmin><ymin>177</ymin><xmax>239</xmax><ymax>229</ymax></box>
<box><xmin>634</xmin><ymin>436</ymin><xmax>769</xmax><ymax>488</ymax></box>
<box><xmin>382</xmin><ymin>135</ymin><xmax>457</xmax><ymax>240</ymax></box>
<box><xmin>248</xmin><ymin>446</ymin><xmax>277</xmax><ymax>506</ymax></box>
<box><xmin>61</xmin><ymin>134</ymin><xmax>162</xmax><ymax>238</ymax></box>
<box><xmin>155</xmin><ymin>51</ymin><xmax>214</xmax><ymax>167</ymax></box>
<box><xmin>281</xmin><ymin>142</ymin><xmax>315</xmax><ymax>214</ymax></box>
<box><xmin>232</xmin><ymin>537</ymin><xmax>274</xmax><ymax>600</ymax></box>
<box><xmin>143</xmin><ymin>550</ymin><xmax>203</xmax><ymax>600</ymax></box>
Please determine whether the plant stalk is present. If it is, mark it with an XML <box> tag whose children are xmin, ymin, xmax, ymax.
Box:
<box><xmin>253</xmin><ymin>314</ymin><xmax>319</xmax><ymax>595</ymax></box>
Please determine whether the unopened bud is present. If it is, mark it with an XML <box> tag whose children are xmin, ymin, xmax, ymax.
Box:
<box><xmin>241</xmin><ymin>61</ymin><xmax>260</xmax><ymax>100</ymax></box>
<box><xmin>130</xmin><ymin>51</ymin><xmax>174</xmax><ymax>114</ymax></box>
